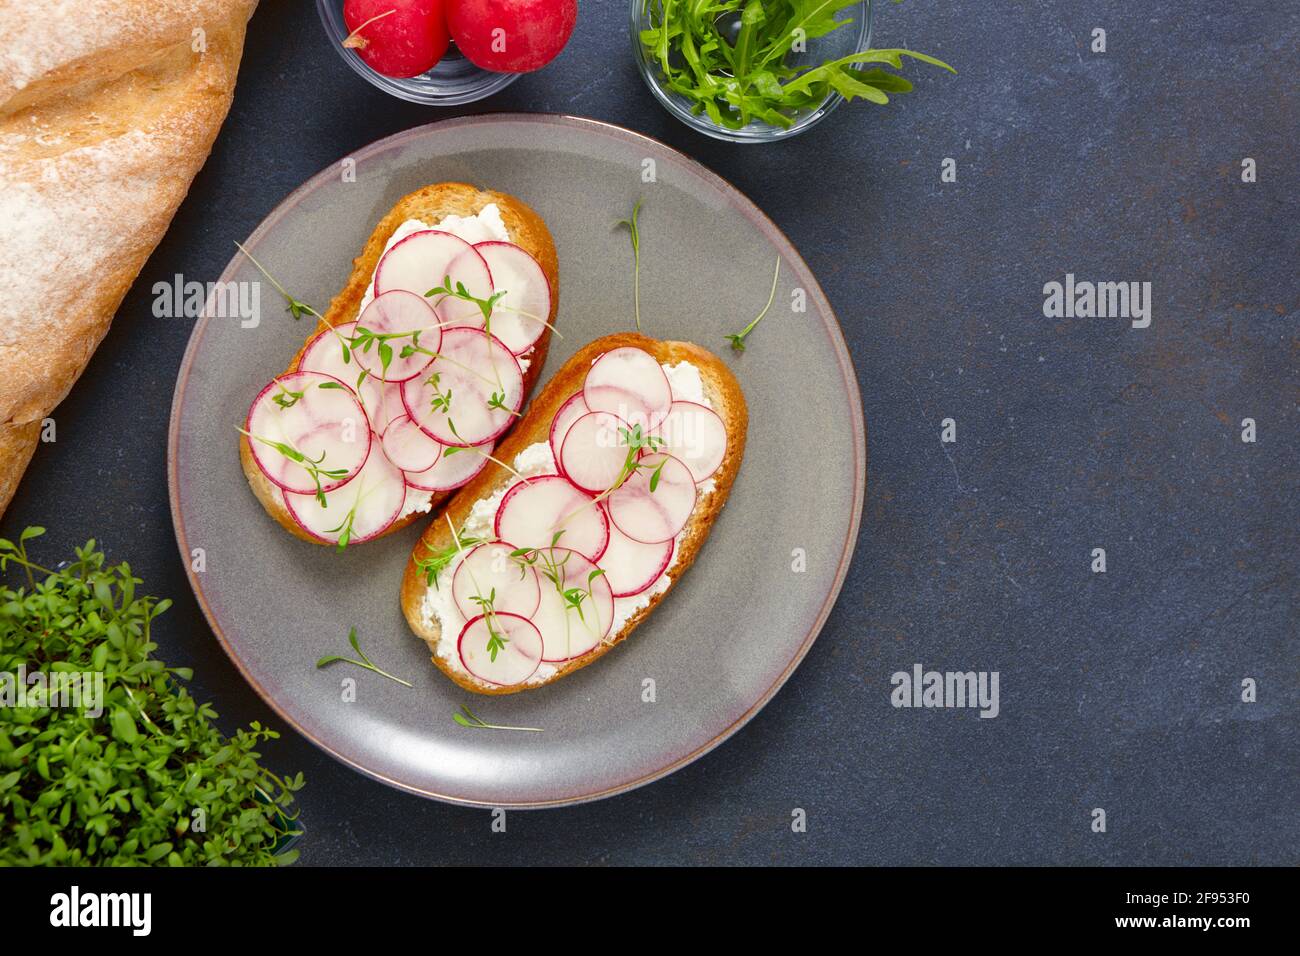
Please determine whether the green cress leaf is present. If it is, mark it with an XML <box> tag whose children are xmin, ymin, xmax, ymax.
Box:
<box><xmin>0</xmin><ymin>531</ymin><xmax>304</xmax><ymax>866</ymax></box>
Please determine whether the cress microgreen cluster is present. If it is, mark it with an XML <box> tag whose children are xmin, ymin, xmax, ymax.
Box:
<box><xmin>0</xmin><ymin>530</ymin><xmax>303</xmax><ymax>866</ymax></box>
<box><xmin>639</xmin><ymin>1</ymin><xmax>955</xmax><ymax>131</ymax></box>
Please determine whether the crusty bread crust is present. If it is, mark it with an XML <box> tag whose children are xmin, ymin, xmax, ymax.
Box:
<box><xmin>0</xmin><ymin>0</ymin><xmax>258</xmax><ymax>520</ymax></box>
<box><xmin>239</xmin><ymin>183</ymin><xmax>559</xmax><ymax>544</ymax></box>
<box><xmin>401</xmin><ymin>333</ymin><xmax>748</xmax><ymax>695</ymax></box>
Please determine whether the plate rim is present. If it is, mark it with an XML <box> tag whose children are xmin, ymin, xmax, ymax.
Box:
<box><xmin>167</xmin><ymin>112</ymin><xmax>867</xmax><ymax>809</ymax></box>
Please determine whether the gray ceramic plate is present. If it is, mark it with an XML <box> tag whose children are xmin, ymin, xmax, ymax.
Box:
<box><xmin>169</xmin><ymin>114</ymin><xmax>865</xmax><ymax>808</ymax></box>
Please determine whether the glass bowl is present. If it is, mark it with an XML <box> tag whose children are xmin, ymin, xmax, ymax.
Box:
<box><xmin>631</xmin><ymin>0</ymin><xmax>873</xmax><ymax>143</ymax></box>
<box><xmin>317</xmin><ymin>0</ymin><xmax>519</xmax><ymax>106</ymax></box>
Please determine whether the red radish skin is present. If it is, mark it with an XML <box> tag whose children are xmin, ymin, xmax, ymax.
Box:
<box><xmin>344</xmin><ymin>0</ymin><xmax>451</xmax><ymax>78</ymax></box>
<box><xmin>526</xmin><ymin>548</ymin><xmax>615</xmax><ymax>661</ymax></box>
<box><xmin>607</xmin><ymin>452</ymin><xmax>697</xmax><ymax>544</ymax></box>
<box><xmin>245</xmin><ymin>371</ymin><xmax>371</xmax><ymax>495</ymax></box>
<box><xmin>298</xmin><ymin>324</ymin><xmax>408</xmax><ymax>431</ymax></box>
<box><xmin>381</xmin><ymin>414</ymin><xmax>443</xmax><ymax>472</ymax></box>
<box><xmin>472</xmin><ymin>241</ymin><xmax>551</xmax><ymax>354</ymax></box>
<box><xmin>458</xmin><ymin>612</ymin><xmax>544</xmax><ymax>686</ymax></box>
<box><xmin>598</xmin><ymin>509</ymin><xmax>673</xmax><ymax>598</ymax></box>
<box><xmin>403</xmin><ymin>442</ymin><xmax>490</xmax><ymax>492</ymax></box>
<box><xmin>451</xmin><ymin>542</ymin><xmax>542</xmax><ymax>620</ymax></box>
<box><xmin>401</xmin><ymin>327</ymin><xmax>523</xmax><ymax>445</ymax></box>
<box><xmin>584</xmin><ymin>346</ymin><xmax>673</xmax><ymax>431</ymax></box>
<box><xmin>652</xmin><ymin>400</ymin><xmax>728</xmax><ymax>482</ymax></box>
<box><xmin>434</xmin><ymin>246</ymin><xmax>498</xmax><ymax>329</ymax></box>
<box><xmin>446</xmin><ymin>0</ymin><xmax>577</xmax><ymax>73</ymax></box>
<box><xmin>548</xmin><ymin>391</ymin><xmax>589</xmax><ymax>474</ymax></box>
<box><xmin>353</xmin><ymin>290</ymin><xmax>442</xmax><ymax>383</ymax></box>
<box><xmin>374</xmin><ymin>229</ymin><xmax>480</xmax><ymax>301</ymax></box>
<box><xmin>494</xmin><ymin>475</ymin><xmax>609</xmax><ymax>561</ymax></box>
<box><xmin>559</xmin><ymin>410</ymin><xmax>630</xmax><ymax>494</ymax></box>
<box><xmin>283</xmin><ymin>433</ymin><xmax>407</xmax><ymax>545</ymax></box>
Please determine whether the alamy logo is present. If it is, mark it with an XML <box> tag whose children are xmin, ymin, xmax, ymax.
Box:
<box><xmin>0</xmin><ymin>664</ymin><xmax>103</xmax><ymax>718</ymax></box>
<box><xmin>49</xmin><ymin>886</ymin><xmax>151</xmax><ymax>936</ymax></box>
<box><xmin>153</xmin><ymin>274</ymin><xmax>261</xmax><ymax>328</ymax></box>
<box><xmin>1042</xmin><ymin>273</ymin><xmax>1151</xmax><ymax>328</ymax></box>
<box><xmin>890</xmin><ymin>663</ymin><xmax>999</xmax><ymax>718</ymax></box>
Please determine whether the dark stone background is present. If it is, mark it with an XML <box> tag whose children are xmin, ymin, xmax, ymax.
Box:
<box><xmin>3</xmin><ymin>0</ymin><xmax>1295</xmax><ymax>865</ymax></box>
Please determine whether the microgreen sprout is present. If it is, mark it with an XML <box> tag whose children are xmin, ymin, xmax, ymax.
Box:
<box><xmin>425</xmin><ymin>275</ymin><xmax>507</xmax><ymax>330</ymax></box>
<box><xmin>234</xmin><ymin>240</ymin><xmax>321</xmax><ymax>321</ymax></box>
<box><xmin>487</xmin><ymin>390</ymin><xmax>521</xmax><ymax>418</ymax></box>
<box><xmin>726</xmin><ymin>256</ymin><xmax>782</xmax><ymax>351</ymax></box>
<box><xmin>325</xmin><ymin>504</ymin><xmax>358</xmax><ymax>554</ymax></box>
<box><xmin>272</xmin><ymin>382</ymin><xmax>305</xmax><ymax>408</ymax></box>
<box><xmin>616</xmin><ymin>198</ymin><xmax>643</xmax><ymax>331</ymax></box>
<box><xmin>442</xmin><ymin>423</ymin><xmax>534</xmax><ymax>486</ymax></box>
<box><xmin>414</xmin><ymin>534</ymin><xmax>488</xmax><ymax>589</ymax></box>
<box><xmin>236</xmin><ymin>428</ymin><xmax>349</xmax><ymax>507</ymax></box>
<box><xmin>452</xmin><ymin>705</ymin><xmax>543</xmax><ymax>733</ymax></box>
<box><xmin>316</xmin><ymin>626</ymin><xmax>413</xmax><ymax>687</ymax></box>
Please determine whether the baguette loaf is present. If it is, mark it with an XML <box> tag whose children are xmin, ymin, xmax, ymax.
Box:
<box><xmin>0</xmin><ymin>0</ymin><xmax>258</xmax><ymax>519</ymax></box>
<box><xmin>401</xmin><ymin>333</ymin><xmax>748</xmax><ymax>694</ymax></box>
<box><xmin>239</xmin><ymin>183</ymin><xmax>559</xmax><ymax>544</ymax></box>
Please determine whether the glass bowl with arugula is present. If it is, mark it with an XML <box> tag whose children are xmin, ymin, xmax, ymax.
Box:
<box><xmin>633</xmin><ymin>1</ymin><xmax>954</xmax><ymax>142</ymax></box>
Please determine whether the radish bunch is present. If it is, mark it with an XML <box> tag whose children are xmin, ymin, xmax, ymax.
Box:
<box><xmin>451</xmin><ymin>346</ymin><xmax>728</xmax><ymax>687</ymax></box>
<box><xmin>244</xmin><ymin>229</ymin><xmax>552</xmax><ymax>549</ymax></box>
<box><xmin>342</xmin><ymin>0</ymin><xmax>577</xmax><ymax>78</ymax></box>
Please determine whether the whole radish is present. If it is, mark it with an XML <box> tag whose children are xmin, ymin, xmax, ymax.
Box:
<box><xmin>446</xmin><ymin>0</ymin><xmax>577</xmax><ymax>73</ymax></box>
<box><xmin>343</xmin><ymin>0</ymin><xmax>451</xmax><ymax>78</ymax></box>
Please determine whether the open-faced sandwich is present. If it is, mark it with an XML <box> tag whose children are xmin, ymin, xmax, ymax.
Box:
<box><xmin>401</xmin><ymin>333</ymin><xmax>747</xmax><ymax>694</ymax></box>
<box><xmin>239</xmin><ymin>183</ymin><xmax>558</xmax><ymax>548</ymax></box>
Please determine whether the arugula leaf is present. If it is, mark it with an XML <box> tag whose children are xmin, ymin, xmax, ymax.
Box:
<box><xmin>639</xmin><ymin>1</ymin><xmax>954</xmax><ymax>128</ymax></box>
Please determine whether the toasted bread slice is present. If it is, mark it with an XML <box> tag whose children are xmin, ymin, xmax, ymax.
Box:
<box><xmin>239</xmin><ymin>183</ymin><xmax>559</xmax><ymax>544</ymax></box>
<box><xmin>401</xmin><ymin>333</ymin><xmax>748</xmax><ymax>695</ymax></box>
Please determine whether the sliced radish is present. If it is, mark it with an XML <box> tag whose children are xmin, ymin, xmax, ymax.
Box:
<box><xmin>559</xmin><ymin>410</ymin><xmax>631</xmax><ymax>494</ymax></box>
<box><xmin>402</xmin><ymin>327</ymin><xmax>522</xmax><ymax>446</ymax></box>
<box><xmin>283</xmin><ymin>433</ymin><xmax>405</xmax><ymax>545</ymax></box>
<box><xmin>403</xmin><ymin>442</ymin><xmax>490</xmax><ymax>492</ymax></box>
<box><xmin>583</xmin><ymin>347</ymin><xmax>673</xmax><ymax>432</ymax></box>
<box><xmin>433</xmin><ymin>246</ymin><xmax>496</xmax><ymax>329</ymax></box>
<box><xmin>652</xmin><ymin>401</ymin><xmax>728</xmax><ymax>482</ymax></box>
<box><xmin>607</xmin><ymin>452</ymin><xmax>697</xmax><ymax>544</ymax></box>
<box><xmin>524</xmin><ymin>548</ymin><xmax>615</xmax><ymax>662</ymax></box>
<box><xmin>473</xmin><ymin>241</ymin><xmax>551</xmax><ymax>355</ymax></box>
<box><xmin>374</xmin><ymin>229</ymin><xmax>475</xmax><ymax>301</ymax></box>
<box><xmin>451</xmin><ymin>542</ymin><xmax>541</xmax><ymax>620</ymax></box>
<box><xmin>367</xmin><ymin>379</ymin><xmax>408</xmax><ymax>431</ymax></box>
<box><xmin>352</xmin><ymin>290</ymin><xmax>441</xmax><ymax>383</ymax></box>
<box><xmin>458</xmin><ymin>613</ymin><xmax>543</xmax><ymax>687</ymax></box>
<box><xmin>549</xmin><ymin>391</ymin><xmax>589</xmax><ymax>472</ymax></box>
<box><xmin>245</xmin><ymin>371</ymin><xmax>370</xmax><ymax>495</ymax></box>
<box><xmin>494</xmin><ymin>475</ymin><xmax>609</xmax><ymax>561</ymax></box>
<box><xmin>296</xmin><ymin>322</ymin><xmax>403</xmax><ymax>429</ymax></box>
<box><xmin>598</xmin><ymin>511</ymin><xmax>674</xmax><ymax>597</ymax></box>
<box><xmin>381</xmin><ymin>414</ymin><xmax>442</xmax><ymax>472</ymax></box>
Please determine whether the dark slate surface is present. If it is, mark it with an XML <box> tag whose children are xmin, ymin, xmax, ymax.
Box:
<box><xmin>3</xmin><ymin>0</ymin><xmax>1295</xmax><ymax>865</ymax></box>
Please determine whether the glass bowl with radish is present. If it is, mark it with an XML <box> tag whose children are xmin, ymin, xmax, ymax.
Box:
<box><xmin>319</xmin><ymin>0</ymin><xmax>577</xmax><ymax>105</ymax></box>
<box><xmin>632</xmin><ymin>1</ymin><xmax>956</xmax><ymax>142</ymax></box>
